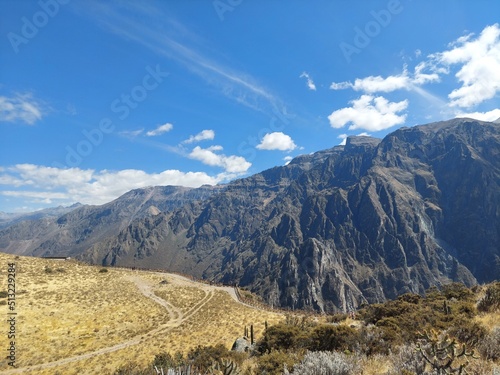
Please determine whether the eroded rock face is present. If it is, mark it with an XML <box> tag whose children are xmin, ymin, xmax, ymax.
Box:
<box><xmin>85</xmin><ymin>119</ymin><xmax>498</xmax><ymax>312</ymax></box>
<box><xmin>3</xmin><ymin>119</ymin><xmax>499</xmax><ymax>312</ymax></box>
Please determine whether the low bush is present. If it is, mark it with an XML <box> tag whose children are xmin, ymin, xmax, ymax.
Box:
<box><xmin>256</xmin><ymin>350</ymin><xmax>301</xmax><ymax>375</ymax></box>
<box><xmin>285</xmin><ymin>351</ymin><xmax>360</xmax><ymax>375</ymax></box>
<box><xmin>479</xmin><ymin>327</ymin><xmax>500</xmax><ymax>361</ymax></box>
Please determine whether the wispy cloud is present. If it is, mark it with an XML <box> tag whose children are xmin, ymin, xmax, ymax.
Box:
<box><xmin>182</xmin><ymin>129</ymin><xmax>215</xmax><ymax>144</ymax></box>
<box><xmin>146</xmin><ymin>123</ymin><xmax>173</xmax><ymax>136</ymax></box>
<box><xmin>300</xmin><ymin>72</ymin><xmax>317</xmax><ymax>91</ymax></box>
<box><xmin>119</xmin><ymin>128</ymin><xmax>144</xmax><ymax>138</ymax></box>
<box><xmin>78</xmin><ymin>1</ymin><xmax>287</xmax><ymax>117</ymax></box>
<box><xmin>0</xmin><ymin>93</ymin><xmax>45</xmax><ymax>125</ymax></box>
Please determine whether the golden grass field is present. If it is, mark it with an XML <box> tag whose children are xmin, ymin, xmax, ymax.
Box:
<box><xmin>0</xmin><ymin>252</ymin><xmax>284</xmax><ymax>374</ymax></box>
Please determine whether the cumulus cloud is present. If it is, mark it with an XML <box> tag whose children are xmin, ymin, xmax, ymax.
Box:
<box><xmin>0</xmin><ymin>164</ymin><xmax>221</xmax><ymax>206</ymax></box>
<box><xmin>330</xmin><ymin>66</ymin><xmax>439</xmax><ymax>94</ymax></box>
<box><xmin>182</xmin><ymin>129</ymin><xmax>215</xmax><ymax>144</ymax></box>
<box><xmin>331</xmin><ymin>73</ymin><xmax>410</xmax><ymax>93</ymax></box>
<box><xmin>328</xmin><ymin>95</ymin><xmax>408</xmax><ymax>131</ymax></box>
<box><xmin>300</xmin><ymin>72</ymin><xmax>317</xmax><ymax>91</ymax></box>
<box><xmin>188</xmin><ymin>146</ymin><xmax>251</xmax><ymax>173</ymax></box>
<box><xmin>455</xmin><ymin>108</ymin><xmax>500</xmax><ymax>122</ymax></box>
<box><xmin>431</xmin><ymin>23</ymin><xmax>500</xmax><ymax>108</ymax></box>
<box><xmin>256</xmin><ymin>132</ymin><xmax>297</xmax><ymax>151</ymax></box>
<box><xmin>146</xmin><ymin>123</ymin><xmax>173</xmax><ymax>136</ymax></box>
<box><xmin>0</xmin><ymin>93</ymin><xmax>44</xmax><ymax>125</ymax></box>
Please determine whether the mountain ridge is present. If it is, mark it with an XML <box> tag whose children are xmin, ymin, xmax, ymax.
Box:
<box><xmin>1</xmin><ymin>118</ymin><xmax>498</xmax><ymax>313</ymax></box>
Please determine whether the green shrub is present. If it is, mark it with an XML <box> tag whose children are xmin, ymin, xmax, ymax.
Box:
<box><xmin>257</xmin><ymin>324</ymin><xmax>309</xmax><ymax>354</ymax></box>
<box><xmin>477</xmin><ymin>282</ymin><xmax>500</xmax><ymax>313</ymax></box>
<box><xmin>447</xmin><ymin>319</ymin><xmax>487</xmax><ymax>348</ymax></box>
<box><xmin>442</xmin><ymin>282</ymin><xmax>474</xmax><ymax>301</ymax></box>
<box><xmin>309</xmin><ymin>324</ymin><xmax>358</xmax><ymax>352</ymax></box>
<box><xmin>187</xmin><ymin>344</ymin><xmax>242</xmax><ymax>372</ymax></box>
<box><xmin>99</xmin><ymin>268</ymin><xmax>109</xmax><ymax>273</ymax></box>
<box><xmin>0</xmin><ymin>291</ymin><xmax>8</xmax><ymax>298</ymax></box>
<box><xmin>256</xmin><ymin>350</ymin><xmax>301</xmax><ymax>375</ymax></box>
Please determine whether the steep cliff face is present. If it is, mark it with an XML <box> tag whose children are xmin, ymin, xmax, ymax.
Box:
<box><xmin>0</xmin><ymin>185</ymin><xmax>222</xmax><ymax>257</ymax></box>
<box><xmin>1</xmin><ymin>119</ymin><xmax>498</xmax><ymax>312</ymax></box>
<box><xmin>84</xmin><ymin>119</ymin><xmax>498</xmax><ymax>312</ymax></box>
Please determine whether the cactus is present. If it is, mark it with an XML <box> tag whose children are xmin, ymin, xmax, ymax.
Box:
<box><xmin>416</xmin><ymin>329</ymin><xmax>478</xmax><ymax>374</ymax></box>
<box><xmin>250</xmin><ymin>324</ymin><xmax>254</xmax><ymax>346</ymax></box>
<box><xmin>208</xmin><ymin>359</ymin><xmax>240</xmax><ymax>375</ymax></box>
<box><xmin>443</xmin><ymin>300</ymin><xmax>451</xmax><ymax>315</ymax></box>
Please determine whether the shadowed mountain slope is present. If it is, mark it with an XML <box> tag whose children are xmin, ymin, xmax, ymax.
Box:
<box><xmin>78</xmin><ymin>118</ymin><xmax>499</xmax><ymax>312</ymax></box>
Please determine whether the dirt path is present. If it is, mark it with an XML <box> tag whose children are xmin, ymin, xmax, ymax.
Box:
<box><xmin>0</xmin><ymin>274</ymin><xmax>218</xmax><ymax>374</ymax></box>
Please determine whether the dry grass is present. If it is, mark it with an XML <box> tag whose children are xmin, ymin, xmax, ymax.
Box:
<box><xmin>0</xmin><ymin>253</ymin><xmax>283</xmax><ymax>374</ymax></box>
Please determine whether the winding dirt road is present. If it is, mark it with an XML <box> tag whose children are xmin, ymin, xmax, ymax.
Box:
<box><xmin>0</xmin><ymin>273</ymin><xmax>229</xmax><ymax>374</ymax></box>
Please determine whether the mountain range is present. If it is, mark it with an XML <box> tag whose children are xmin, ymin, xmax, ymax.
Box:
<box><xmin>1</xmin><ymin>118</ymin><xmax>498</xmax><ymax>312</ymax></box>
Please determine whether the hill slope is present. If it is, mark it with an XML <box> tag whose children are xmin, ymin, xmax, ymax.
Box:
<box><xmin>0</xmin><ymin>252</ymin><xmax>282</xmax><ymax>374</ymax></box>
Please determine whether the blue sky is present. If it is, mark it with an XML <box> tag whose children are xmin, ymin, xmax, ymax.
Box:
<box><xmin>1</xmin><ymin>0</ymin><xmax>499</xmax><ymax>212</ymax></box>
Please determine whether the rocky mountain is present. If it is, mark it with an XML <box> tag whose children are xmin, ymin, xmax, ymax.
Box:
<box><xmin>1</xmin><ymin>118</ymin><xmax>498</xmax><ymax>313</ymax></box>
<box><xmin>77</xmin><ymin>118</ymin><xmax>499</xmax><ymax>312</ymax></box>
<box><xmin>0</xmin><ymin>203</ymin><xmax>83</xmax><ymax>229</ymax></box>
<box><xmin>0</xmin><ymin>185</ymin><xmax>222</xmax><ymax>257</ymax></box>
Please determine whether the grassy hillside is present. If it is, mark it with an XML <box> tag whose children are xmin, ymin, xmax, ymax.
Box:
<box><xmin>0</xmin><ymin>252</ymin><xmax>283</xmax><ymax>374</ymax></box>
<box><xmin>0</xmin><ymin>252</ymin><xmax>498</xmax><ymax>375</ymax></box>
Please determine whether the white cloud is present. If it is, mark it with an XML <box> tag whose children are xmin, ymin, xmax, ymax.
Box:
<box><xmin>337</xmin><ymin>132</ymin><xmax>371</xmax><ymax>146</ymax></box>
<box><xmin>331</xmin><ymin>74</ymin><xmax>410</xmax><ymax>93</ymax></box>
<box><xmin>431</xmin><ymin>24</ymin><xmax>500</xmax><ymax>108</ymax></box>
<box><xmin>256</xmin><ymin>132</ymin><xmax>297</xmax><ymax>151</ymax></box>
<box><xmin>182</xmin><ymin>129</ymin><xmax>215</xmax><ymax>144</ymax></box>
<box><xmin>300</xmin><ymin>72</ymin><xmax>317</xmax><ymax>91</ymax></box>
<box><xmin>0</xmin><ymin>93</ymin><xmax>44</xmax><ymax>125</ymax></box>
<box><xmin>0</xmin><ymin>164</ymin><xmax>222</xmax><ymax>206</ymax></box>
<box><xmin>188</xmin><ymin>146</ymin><xmax>251</xmax><ymax>173</ymax></box>
<box><xmin>146</xmin><ymin>123</ymin><xmax>173</xmax><ymax>136</ymax></box>
<box><xmin>328</xmin><ymin>95</ymin><xmax>408</xmax><ymax>131</ymax></box>
<box><xmin>455</xmin><ymin>108</ymin><xmax>500</xmax><ymax>122</ymax></box>
<box><xmin>330</xmin><ymin>66</ymin><xmax>439</xmax><ymax>94</ymax></box>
